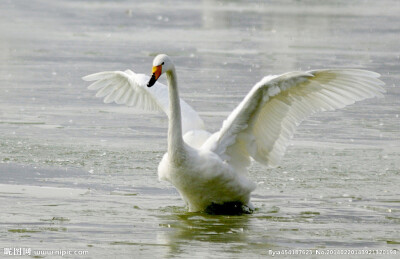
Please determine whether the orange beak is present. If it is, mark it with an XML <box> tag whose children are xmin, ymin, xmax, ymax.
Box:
<box><xmin>152</xmin><ymin>65</ymin><xmax>162</xmax><ymax>80</ymax></box>
<box><xmin>147</xmin><ymin>65</ymin><xmax>162</xmax><ymax>87</ymax></box>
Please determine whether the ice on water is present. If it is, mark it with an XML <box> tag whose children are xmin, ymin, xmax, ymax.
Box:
<box><xmin>0</xmin><ymin>0</ymin><xmax>399</xmax><ymax>257</ymax></box>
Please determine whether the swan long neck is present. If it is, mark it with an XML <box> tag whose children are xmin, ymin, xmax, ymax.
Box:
<box><xmin>166</xmin><ymin>68</ymin><xmax>185</xmax><ymax>164</ymax></box>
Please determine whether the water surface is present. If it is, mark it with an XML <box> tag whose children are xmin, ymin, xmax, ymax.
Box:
<box><xmin>0</xmin><ymin>0</ymin><xmax>399</xmax><ymax>258</ymax></box>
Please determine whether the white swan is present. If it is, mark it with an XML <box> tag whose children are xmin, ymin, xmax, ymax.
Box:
<box><xmin>83</xmin><ymin>54</ymin><xmax>385</xmax><ymax>214</ymax></box>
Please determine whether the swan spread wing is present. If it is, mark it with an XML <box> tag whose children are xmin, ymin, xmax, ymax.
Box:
<box><xmin>83</xmin><ymin>69</ymin><xmax>205</xmax><ymax>134</ymax></box>
<box><xmin>208</xmin><ymin>69</ymin><xmax>385</xmax><ymax>169</ymax></box>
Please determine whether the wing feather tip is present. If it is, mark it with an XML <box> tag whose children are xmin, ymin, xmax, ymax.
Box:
<box><xmin>82</xmin><ymin>75</ymin><xmax>94</xmax><ymax>81</ymax></box>
<box><xmin>82</xmin><ymin>71</ymin><xmax>118</xmax><ymax>82</ymax></box>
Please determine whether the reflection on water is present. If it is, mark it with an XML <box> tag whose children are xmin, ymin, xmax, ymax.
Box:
<box><xmin>155</xmin><ymin>206</ymin><xmax>294</xmax><ymax>258</ymax></box>
<box><xmin>159</xmin><ymin>210</ymin><xmax>250</xmax><ymax>240</ymax></box>
<box><xmin>0</xmin><ymin>0</ymin><xmax>399</xmax><ymax>258</ymax></box>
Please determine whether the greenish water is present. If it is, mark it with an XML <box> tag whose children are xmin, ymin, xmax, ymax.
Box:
<box><xmin>0</xmin><ymin>0</ymin><xmax>399</xmax><ymax>258</ymax></box>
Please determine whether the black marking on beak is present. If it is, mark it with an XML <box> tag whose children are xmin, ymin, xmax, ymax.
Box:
<box><xmin>147</xmin><ymin>73</ymin><xmax>157</xmax><ymax>87</ymax></box>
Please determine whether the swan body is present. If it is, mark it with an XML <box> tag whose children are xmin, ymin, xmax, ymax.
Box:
<box><xmin>83</xmin><ymin>54</ymin><xmax>385</xmax><ymax>213</ymax></box>
<box><xmin>157</xmin><ymin>145</ymin><xmax>255</xmax><ymax>212</ymax></box>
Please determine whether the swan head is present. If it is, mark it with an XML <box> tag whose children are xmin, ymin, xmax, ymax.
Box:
<box><xmin>147</xmin><ymin>54</ymin><xmax>174</xmax><ymax>87</ymax></box>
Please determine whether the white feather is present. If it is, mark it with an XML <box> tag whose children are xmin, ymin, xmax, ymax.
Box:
<box><xmin>84</xmin><ymin>57</ymin><xmax>385</xmax><ymax>213</ymax></box>
<box><xmin>83</xmin><ymin>69</ymin><xmax>205</xmax><ymax>134</ymax></box>
<box><xmin>208</xmin><ymin>69</ymin><xmax>385</xmax><ymax>169</ymax></box>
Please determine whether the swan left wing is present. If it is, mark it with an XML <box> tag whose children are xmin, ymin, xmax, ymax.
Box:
<box><xmin>83</xmin><ymin>69</ymin><xmax>205</xmax><ymax>134</ymax></box>
<box><xmin>206</xmin><ymin>69</ymin><xmax>385</xmax><ymax>170</ymax></box>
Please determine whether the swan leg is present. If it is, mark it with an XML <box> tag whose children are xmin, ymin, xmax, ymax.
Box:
<box><xmin>204</xmin><ymin>201</ymin><xmax>254</xmax><ymax>215</ymax></box>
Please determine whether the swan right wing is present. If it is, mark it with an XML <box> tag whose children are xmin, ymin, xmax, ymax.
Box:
<box><xmin>83</xmin><ymin>70</ymin><xmax>205</xmax><ymax>134</ymax></box>
<box><xmin>205</xmin><ymin>69</ymin><xmax>385</xmax><ymax>170</ymax></box>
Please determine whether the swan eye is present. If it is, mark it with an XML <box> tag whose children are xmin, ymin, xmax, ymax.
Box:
<box><xmin>161</xmin><ymin>62</ymin><xmax>165</xmax><ymax>65</ymax></box>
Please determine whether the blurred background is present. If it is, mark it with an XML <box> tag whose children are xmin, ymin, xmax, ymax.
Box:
<box><xmin>0</xmin><ymin>0</ymin><xmax>399</xmax><ymax>258</ymax></box>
